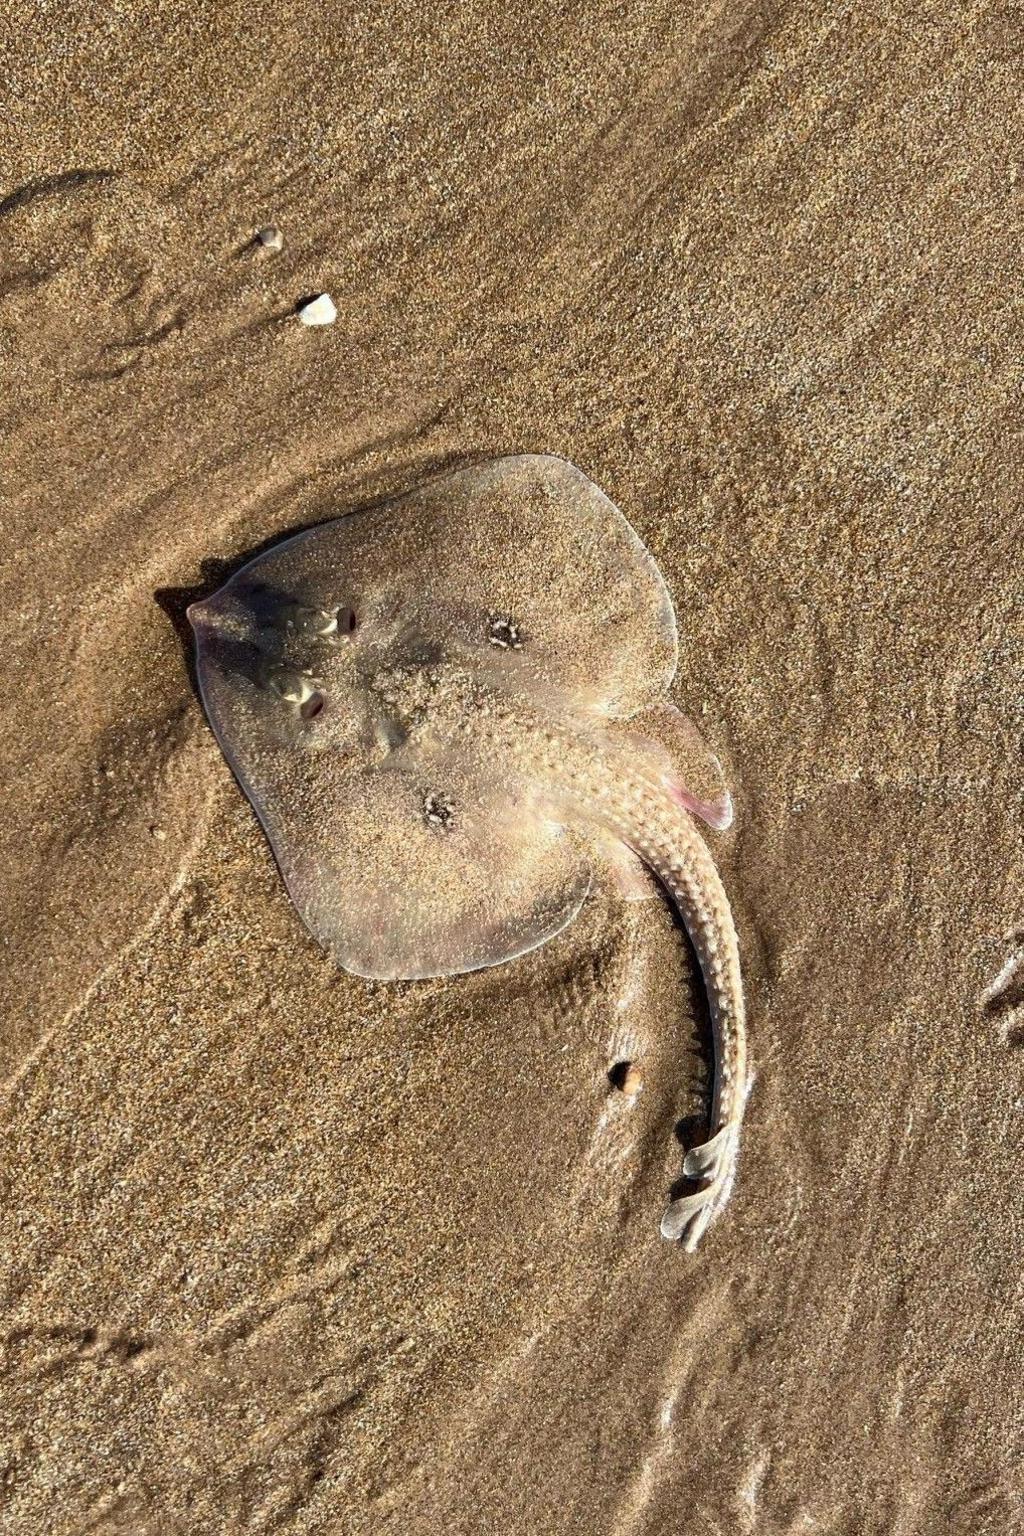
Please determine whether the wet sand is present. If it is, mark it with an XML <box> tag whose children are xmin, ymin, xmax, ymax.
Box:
<box><xmin>1</xmin><ymin>3</ymin><xmax>1022</xmax><ymax>1532</ymax></box>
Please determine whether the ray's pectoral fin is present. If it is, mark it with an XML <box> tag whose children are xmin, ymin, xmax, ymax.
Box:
<box><xmin>660</xmin><ymin>1124</ymin><xmax>736</xmax><ymax>1252</ymax></box>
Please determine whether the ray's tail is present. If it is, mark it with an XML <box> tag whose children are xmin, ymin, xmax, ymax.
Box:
<box><xmin>595</xmin><ymin>761</ymin><xmax>747</xmax><ymax>1250</ymax></box>
<box><xmin>643</xmin><ymin>808</ymin><xmax>746</xmax><ymax>1249</ymax></box>
<box><xmin>510</xmin><ymin>705</ymin><xmax>748</xmax><ymax>1249</ymax></box>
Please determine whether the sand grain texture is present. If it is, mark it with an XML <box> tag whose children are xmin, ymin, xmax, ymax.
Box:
<box><xmin>1</xmin><ymin>2</ymin><xmax>1022</xmax><ymax>1532</ymax></box>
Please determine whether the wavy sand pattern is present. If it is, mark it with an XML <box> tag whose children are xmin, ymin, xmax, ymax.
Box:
<box><xmin>1</xmin><ymin>4</ymin><xmax>1022</xmax><ymax>1532</ymax></box>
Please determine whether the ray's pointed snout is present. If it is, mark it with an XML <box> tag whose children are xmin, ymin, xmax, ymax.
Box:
<box><xmin>187</xmin><ymin>596</ymin><xmax>219</xmax><ymax>630</ymax></box>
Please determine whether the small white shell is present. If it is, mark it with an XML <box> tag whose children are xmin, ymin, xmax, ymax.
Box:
<box><xmin>257</xmin><ymin>225</ymin><xmax>284</xmax><ymax>251</ymax></box>
<box><xmin>297</xmin><ymin>293</ymin><xmax>337</xmax><ymax>327</ymax></box>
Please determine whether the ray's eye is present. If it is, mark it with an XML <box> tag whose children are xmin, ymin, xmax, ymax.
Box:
<box><xmin>300</xmin><ymin>691</ymin><xmax>326</xmax><ymax>721</ymax></box>
<box><xmin>297</xmin><ymin>604</ymin><xmax>351</xmax><ymax>640</ymax></box>
<box><xmin>264</xmin><ymin>663</ymin><xmax>319</xmax><ymax>705</ymax></box>
<box><xmin>265</xmin><ymin>599</ymin><xmax>357</xmax><ymax>641</ymax></box>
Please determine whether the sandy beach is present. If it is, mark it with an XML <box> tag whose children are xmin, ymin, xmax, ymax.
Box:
<box><xmin>1</xmin><ymin>2</ymin><xmax>1022</xmax><ymax>1531</ymax></box>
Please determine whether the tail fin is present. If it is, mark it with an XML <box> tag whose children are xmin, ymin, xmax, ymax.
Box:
<box><xmin>660</xmin><ymin>1123</ymin><xmax>737</xmax><ymax>1251</ymax></box>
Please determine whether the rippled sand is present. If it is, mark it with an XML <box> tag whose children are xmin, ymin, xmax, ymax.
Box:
<box><xmin>1</xmin><ymin>4</ymin><xmax>1022</xmax><ymax>1532</ymax></box>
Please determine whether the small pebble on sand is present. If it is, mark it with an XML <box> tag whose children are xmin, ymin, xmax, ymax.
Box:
<box><xmin>297</xmin><ymin>293</ymin><xmax>337</xmax><ymax>327</ymax></box>
<box><xmin>256</xmin><ymin>225</ymin><xmax>284</xmax><ymax>251</ymax></box>
<box><xmin>609</xmin><ymin>1060</ymin><xmax>643</xmax><ymax>1097</ymax></box>
<box><xmin>620</xmin><ymin>1064</ymin><xmax>643</xmax><ymax>1097</ymax></box>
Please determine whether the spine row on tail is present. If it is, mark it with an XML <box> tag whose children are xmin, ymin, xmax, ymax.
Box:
<box><xmin>649</xmin><ymin>810</ymin><xmax>746</xmax><ymax>1249</ymax></box>
<box><xmin>603</xmin><ymin>769</ymin><xmax>746</xmax><ymax>1251</ymax></box>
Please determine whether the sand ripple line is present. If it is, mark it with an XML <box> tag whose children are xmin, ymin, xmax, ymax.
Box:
<box><xmin>0</xmin><ymin>791</ymin><xmax>215</xmax><ymax>1105</ymax></box>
